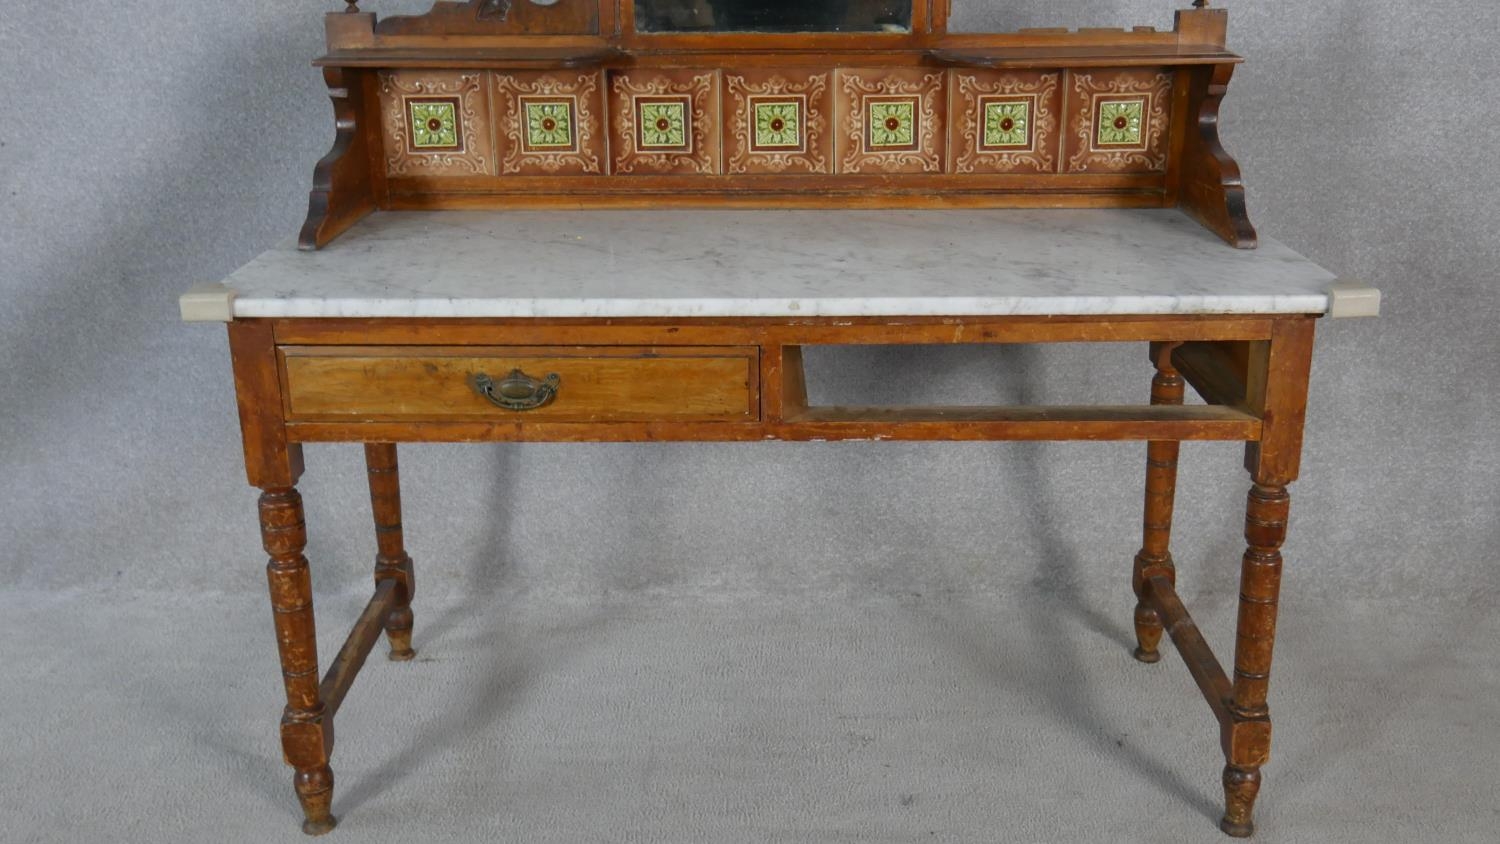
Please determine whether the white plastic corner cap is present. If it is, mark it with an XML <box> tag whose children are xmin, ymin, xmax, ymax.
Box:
<box><xmin>180</xmin><ymin>283</ymin><xmax>236</xmax><ymax>322</ymax></box>
<box><xmin>1327</xmin><ymin>282</ymin><xmax>1381</xmax><ymax>319</ymax></box>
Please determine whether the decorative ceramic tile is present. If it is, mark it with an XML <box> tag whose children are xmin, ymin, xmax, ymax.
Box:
<box><xmin>983</xmin><ymin>100</ymin><xmax>1029</xmax><ymax>148</ymax></box>
<box><xmin>949</xmin><ymin>71</ymin><xmax>1061</xmax><ymax>174</ymax></box>
<box><xmin>753</xmin><ymin>99</ymin><xmax>803</xmax><ymax>149</ymax></box>
<box><xmin>380</xmin><ymin>71</ymin><xmax>494</xmax><ymax>177</ymax></box>
<box><xmin>1097</xmin><ymin>98</ymin><xmax>1145</xmax><ymax>147</ymax></box>
<box><xmin>609</xmin><ymin>71</ymin><xmax>720</xmax><ymax>175</ymax></box>
<box><xmin>1064</xmin><ymin>69</ymin><xmax>1172</xmax><ymax>173</ymax></box>
<box><xmin>409</xmin><ymin>99</ymin><xmax>462</xmax><ymax>149</ymax></box>
<box><xmin>867</xmin><ymin>98</ymin><xmax>918</xmax><ymax>149</ymax></box>
<box><xmin>494</xmin><ymin>71</ymin><xmax>605</xmax><ymax>175</ymax></box>
<box><xmin>523</xmin><ymin>100</ymin><xmax>575</xmax><ymax>149</ymax></box>
<box><xmin>836</xmin><ymin>70</ymin><xmax>945</xmax><ymax>174</ymax></box>
<box><xmin>637</xmin><ymin>98</ymin><xmax>690</xmax><ymax>150</ymax></box>
<box><xmin>723</xmin><ymin>70</ymin><xmax>832</xmax><ymax>174</ymax></box>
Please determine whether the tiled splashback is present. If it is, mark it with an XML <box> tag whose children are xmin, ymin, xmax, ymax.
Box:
<box><xmin>380</xmin><ymin>67</ymin><xmax>1173</xmax><ymax>178</ymax></box>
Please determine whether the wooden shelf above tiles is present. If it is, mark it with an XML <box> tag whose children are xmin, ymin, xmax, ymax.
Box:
<box><xmin>315</xmin><ymin>43</ymin><xmax>1241</xmax><ymax>71</ymax></box>
<box><xmin>929</xmin><ymin>44</ymin><xmax>1243</xmax><ymax>70</ymax></box>
<box><xmin>315</xmin><ymin>45</ymin><xmax>623</xmax><ymax>70</ymax></box>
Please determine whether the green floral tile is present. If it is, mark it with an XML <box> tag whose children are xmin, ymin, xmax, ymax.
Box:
<box><xmin>1097</xmin><ymin>99</ymin><xmax>1144</xmax><ymax>146</ymax></box>
<box><xmin>524</xmin><ymin>100</ymin><xmax>574</xmax><ymax>149</ymax></box>
<box><xmin>409</xmin><ymin>99</ymin><xmax>460</xmax><ymax>149</ymax></box>
<box><xmin>753</xmin><ymin>100</ymin><xmax>802</xmax><ymax>149</ymax></box>
<box><xmin>638</xmin><ymin>99</ymin><xmax>688</xmax><ymax>149</ymax></box>
<box><xmin>867</xmin><ymin>99</ymin><xmax>916</xmax><ymax>149</ymax></box>
<box><xmin>983</xmin><ymin>100</ymin><xmax>1031</xmax><ymax>148</ymax></box>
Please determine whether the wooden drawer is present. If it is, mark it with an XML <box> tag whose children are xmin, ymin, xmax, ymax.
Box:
<box><xmin>280</xmin><ymin>346</ymin><xmax>759</xmax><ymax>422</ymax></box>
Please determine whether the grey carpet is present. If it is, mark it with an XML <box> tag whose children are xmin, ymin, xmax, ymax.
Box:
<box><xmin>3</xmin><ymin>587</ymin><xmax>1494</xmax><ymax>843</ymax></box>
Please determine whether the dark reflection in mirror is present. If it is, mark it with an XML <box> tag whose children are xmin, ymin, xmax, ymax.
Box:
<box><xmin>636</xmin><ymin>0</ymin><xmax>913</xmax><ymax>33</ymax></box>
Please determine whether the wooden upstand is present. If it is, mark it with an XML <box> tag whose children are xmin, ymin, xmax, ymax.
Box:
<box><xmin>181</xmin><ymin>1</ymin><xmax>1379</xmax><ymax>837</ymax></box>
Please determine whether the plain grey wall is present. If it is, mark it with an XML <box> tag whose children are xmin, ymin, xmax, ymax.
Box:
<box><xmin>2</xmin><ymin>1</ymin><xmax>1496</xmax><ymax>606</ymax></box>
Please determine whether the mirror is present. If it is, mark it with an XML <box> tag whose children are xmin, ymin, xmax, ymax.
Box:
<box><xmin>635</xmin><ymin>0</ymin><xmax>914</xmax><ymax>33</ymax></box>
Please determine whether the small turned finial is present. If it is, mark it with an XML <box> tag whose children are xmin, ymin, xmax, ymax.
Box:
<box><xmin>344</xmin><ymin>0</ymin><xmax>360</xmax><ymax>13</ymax></box>
<box><xmin>1193</xmin><ymin>1</ymin><xmax>1210</xmax><ymax>7</ymax></box>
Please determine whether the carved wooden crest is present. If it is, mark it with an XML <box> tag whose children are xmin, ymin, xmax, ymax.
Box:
<box><xmin>477</xmin><ymin>0</ymin><xmax>512</xmax><ymax>21</ymax></box>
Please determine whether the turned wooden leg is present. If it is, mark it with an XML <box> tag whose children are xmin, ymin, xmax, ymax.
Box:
<box><xmin>1132</xmin><ymin>342</ymin><xmax>1184</xmax><ymax>663</ymax></box>
<box><xmin>260</xmin><ymin>486</ymin><xmax>338</xmax><ymax>836</ymax></box>
<box><xmin>1221</xmin><ymin>763</ymin><xmax>1263</xmax><ymax>838</ymax></box>
<box><xmin>366</xmin><ymin>443</ymin><xmax>416</xmax><ymax>661</ymax></box>
<box><xmin>1219</xmin><ymin>481</ymin><xmax>1290</xmax><ymax>838</ymax></box>
<box><xmin>294</xmin><ymin>765</ymin><xmax>336</xmax><ymax>837</ymax></box>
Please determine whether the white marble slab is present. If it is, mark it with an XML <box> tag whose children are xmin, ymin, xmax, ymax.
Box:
<box><xmin>212</xmin><ymin>209</ymin><xmax>1355</xmax><ymax>320</ymax></box>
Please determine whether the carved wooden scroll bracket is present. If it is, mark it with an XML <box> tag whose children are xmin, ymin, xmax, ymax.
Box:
<box><xmin>1177</xmin><ymin>61</ymin><xmax>1257</xmax><ymax>249</ymax></box>
<box><xmin>299</xmin><ymin>66</ymin><xmax>379</xmax><ymax>251</ymax></box>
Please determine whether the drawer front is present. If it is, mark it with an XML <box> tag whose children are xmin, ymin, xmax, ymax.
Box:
<box><xmin>281</xmin><ymin>346</ymin><xmax>759</xmax><ymax>422</ymax></box>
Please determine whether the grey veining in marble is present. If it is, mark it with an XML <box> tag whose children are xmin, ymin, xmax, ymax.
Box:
<box><xmin>216</xmin><ymin>209</ymin><xmax>1346</xmax><ymax>319</ymax></box>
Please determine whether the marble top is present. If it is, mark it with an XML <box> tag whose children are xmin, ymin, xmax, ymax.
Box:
<box><xmin>214</xmin><ymin>209</ymin><xmax>1350</xmax><ymax>319</ymax></box>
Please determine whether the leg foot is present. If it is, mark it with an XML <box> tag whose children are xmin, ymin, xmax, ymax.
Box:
<box><xmin>385</xmin><ymin>604</ymin><xmax>416</xmax><ymax>661</ymax></box>
<box><xmin>1131</xmin><ymin>343</ymin><xmax>1183</xmax><ymax>663</ymax></box>
<box><xmin>295</xmin><ymin>765</ymin><xmax>338</xmax><ymax>836</ymax></box>
<box><xmin>366</xmin><ymin>444</ymin><xmax>417</xmax><ymax>663</ymax></box>
<box><xmin>302</xmin><ymin>818</ymin><xmax>339</xmax><ymax>837</ymax></box>
<box><xmin>1132</xmin><ymin>594</ymin><xmax>1164</xmax><ymax>663</ymax></box>
<box><xmin>1219</xmin><ymin>764</ymin><xmax>1261</xmax><ymax>838</ymax></box>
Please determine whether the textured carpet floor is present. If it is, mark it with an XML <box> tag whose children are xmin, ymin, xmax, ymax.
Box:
<box><xmin>1</xmin><ymin>588</ymin><xmax>1495</xmax><ymax>844</ymax></box>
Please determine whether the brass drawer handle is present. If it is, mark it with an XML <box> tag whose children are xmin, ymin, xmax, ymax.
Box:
<box><xmin>470</xmin><ymin>369</ymin><xmax>561</xmax><ymax>412</ymax></box>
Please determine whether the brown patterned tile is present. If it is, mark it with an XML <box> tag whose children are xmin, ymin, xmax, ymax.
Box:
<box><xmin>380</xmin><ymin>71</ymin><xmax>495</xmax><ymax>177</ymax></box>
<box><xmin>609</xmin><ymin>70</ymin><xmax>720</xmax><ymax>175</ymax></box>
<box><xmin>835</xmin><ymin>69</ymin><xmax>945</xmax><ymax>174</ymax></box>
<box><xmin>722</xmin><ymin>70</ymin><xmax>833</xmax><ymax>175</ymax></box>
<box><xmin>1063</xmin><ymin>68</ymin><xmax>1173</xmax><ymax>173</ymax></box>
<box><xmin>949</xmin><ymin>70</ymin><xmax>1062</xmax><ymax>175</ymax></box>
<box><xmin>493</xmin><ymin>71</ymin><xmax>607</xmax><ymax>175</ymax></box>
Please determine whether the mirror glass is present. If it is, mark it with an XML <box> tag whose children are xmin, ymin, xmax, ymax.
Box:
<box><xmin>636</xmin><ymin>0</ymin><xmax>914</xmax><ymax>33</ymax></box>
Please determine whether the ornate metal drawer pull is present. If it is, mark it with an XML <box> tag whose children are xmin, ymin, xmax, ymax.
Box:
<box><xmin>470</xmin><ymin>369</ymin><xmax>561</xmax><ymax>411</ymax></box>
